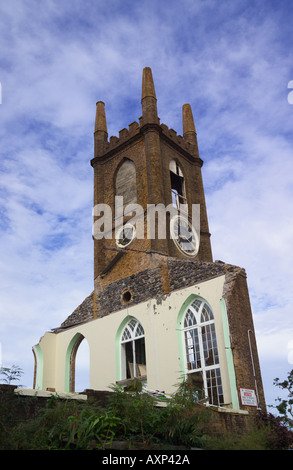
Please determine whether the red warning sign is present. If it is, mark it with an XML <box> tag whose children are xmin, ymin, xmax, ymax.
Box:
<box><xmin>240</xmin><ymin>388</ymin><xmax>258</xmax><ymax>406</ymax></box>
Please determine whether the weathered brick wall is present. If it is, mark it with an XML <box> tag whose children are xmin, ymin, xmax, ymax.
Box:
<box><xmin>224</xmin><ymin>271</ymin><xmax>266</xmax><ymax>411</ymax></box>
<box><xmin>203</xmin><ymin>407</ymin><xmax>253</xmax><ymax>435</ymax></box>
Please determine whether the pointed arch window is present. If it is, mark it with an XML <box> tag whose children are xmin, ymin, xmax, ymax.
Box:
<box><xmin>115</xmin><ymin>158</ymin><xmax>137</xmax><ymax>209</ymax></box>
<box><xmin>182</xmin><ymin>298</ymin><xmax>224</xmax><ymax>406</ymax></box>
<box><xmin>65</xmin><ymin>333</ymin><xmax>90</xmax><ymax>393</ymax></box>
<box><xmin>169</xmin><ymin>160</ymin><xmax>187</xmax><ymax>209</ymax></box>
<box><xmin>121</xmin><ymin>318</ymin><xmax>147</xmax><ymax>380</ymax></box>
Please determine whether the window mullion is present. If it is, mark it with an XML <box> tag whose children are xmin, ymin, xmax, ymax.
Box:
<box><xmin>198</xmin><ymin>326</ymin><xmax>208</xmax><ymax>399</ymax></box>
<box><xmin>132</xmin><ymin>339</ymin><xmax>136</xmax><ymax>378</ymax></box>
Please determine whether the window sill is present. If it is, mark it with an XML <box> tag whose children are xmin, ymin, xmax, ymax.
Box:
<box><xmin>116</xmin><ymin>375</ymin><xmax>147</xmax><ymax>386</ymax></box>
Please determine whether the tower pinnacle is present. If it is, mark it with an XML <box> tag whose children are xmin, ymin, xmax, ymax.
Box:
<box><xmin>141</xmin><ymin>67</ymin><xmax>159</xmax><ymax>125</ymax></box>
<box><xmin>94</xmin><ymin>101</ymin><xmax>108</xmax><ymax>157</ymax></box>
<box><xmin>182</xmin><ymin>103</ymin><xmax>199</xmax><ymax>157</ymax></box>
<box><xmin>95</xmin><ymin>101</ymin><xmax>107</xmax><ymax>134</ymax></box>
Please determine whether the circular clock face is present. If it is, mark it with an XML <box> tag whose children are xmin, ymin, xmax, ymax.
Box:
<box><xmin>170</xmin><ymin>216</ymin><xmax>199</xmax><ymax>257</ymax></box>
<box><xmin>116</xmin><ymin>223</ymin><xmax>136</xmax><ymax>248</ymax></box>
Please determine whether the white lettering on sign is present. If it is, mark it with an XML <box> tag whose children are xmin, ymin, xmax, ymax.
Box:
<box><xmin>240</xmin><ymin>388</ymin><xmax>258</xmax><ymax>407</ymax></box>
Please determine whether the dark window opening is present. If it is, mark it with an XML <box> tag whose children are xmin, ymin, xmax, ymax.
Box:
<box><xmin>124</xmin><ymin>337</ymin><xmax>146</xmax><ymax>379</ymax></box>
<box><xmin>121</xmin><ymin>319</ymin><xmax>147</xmax><ymax>381</ymax></box>
<box><xmin>169</xmin><ymin>161</ymin><xmax>186</xmax><ymax>208</ymax></box>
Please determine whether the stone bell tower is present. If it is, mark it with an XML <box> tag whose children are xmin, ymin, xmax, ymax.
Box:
<box><xmin>91</xmin><ymin>67</ymin><xmax>213</xmax><ymax>315</ymax></box>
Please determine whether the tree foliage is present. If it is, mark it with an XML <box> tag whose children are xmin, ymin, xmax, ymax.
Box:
<box><xmin>273</xmin><ymin>369</ymin><xmax>293</xmax><ymax>428</ymax></box>
<box><xmin>0</xmin><ymin>364</ymin><xmax>23</xmax><ymax>385</ymax></box>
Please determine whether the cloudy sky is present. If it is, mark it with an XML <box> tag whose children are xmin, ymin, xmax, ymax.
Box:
<box><xmin>0</xmin><ymin>0</ymin><xmax>293</xmax><ymax>408</ymax></box>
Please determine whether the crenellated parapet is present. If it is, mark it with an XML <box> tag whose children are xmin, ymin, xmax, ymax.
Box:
<box><xmin>159</xmin><ymin>122</ymin><xmax>198</xmax><ymax>156</ymax></box>
<box><xmin>93</xmin><ymin>120</ymin><xmax>200</xmax><ymax>164</ymax></box>
<box><xmin>93</xmin><ymin>67</ymin><xmax>200</xmax><ymax>161</ymax></box>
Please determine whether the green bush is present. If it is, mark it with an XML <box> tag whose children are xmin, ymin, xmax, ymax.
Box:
<box><xmin>159</xmin><ymin>381</ymin><xmax>211</xmax><ymax>447</ymax></box>
<box><xmin>108</xmin><ymin>379</ymin><xmax>210</xmax><ymax>448</ymax></box>
<box><xmin>108</xmin><ymin>382</ymin><xmax>168</xmax><ymax>446</ymax></box>
<box><xmin>48</xmin><ymin>406</ymin><xmax>123</xmax><ymax>449</ymax></box>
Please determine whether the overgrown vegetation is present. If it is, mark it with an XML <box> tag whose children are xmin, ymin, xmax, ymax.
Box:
<box><xmin>107</xmin><ymin>379</ymin><xmax>210</xmax><ymax>449</ymax></box>
<box><xmin>1</xmin><ymin>366</ymin><xmax>293</xmax><ymax>450</ymax></box>
<box><xmin>0</xmin><ymin>380</ymin><xmax>211</xmax><ymax>450</ymax></box>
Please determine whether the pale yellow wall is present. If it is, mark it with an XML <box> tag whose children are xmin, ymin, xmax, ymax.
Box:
<box><xmin>36</xmin><ymin>275</ymin><xmax>232</xmax><ymax>405</ymax></box>
<box><xmin>37</xmin><ymin>332</ymin><xmax>56</xmax><ymax>391</ymax></box>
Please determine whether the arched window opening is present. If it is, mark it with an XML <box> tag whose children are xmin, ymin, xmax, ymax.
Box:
<box><xmin>74</xmin><ymin>337</ymin><xmax>90</xmax><ymax>393</ymax></box>
<box><xmin>182</xmin><ymin>298</ymin><xmax>224</xmax><ymax>406</ymax></box>
<box><xmin>68</xmin><ymin>334</ymin><xmax>90</xmax><ymax>393</ymax></box>
<box><xmin>116</xmin><ymin>159</ymin><xmax>137</xmax><ymax>210</ymax></box>
<box><xmin>169</xmin><ymin>160</ymin><xmax>186</xmax><ymax>209</ymax></box>
<box><xmin>121</xmin><ymin>318</ymin><xmax>146</xmax><ymax>380</ymax></box>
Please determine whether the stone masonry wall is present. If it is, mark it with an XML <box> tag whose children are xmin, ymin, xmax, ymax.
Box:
<box><xmin>58</xmin><ymin>257</ymin><xmax>239</xmax><ymax>327</ymax></box>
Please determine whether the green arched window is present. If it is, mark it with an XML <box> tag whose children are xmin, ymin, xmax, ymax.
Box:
<box><xmin>182</xmin><ymin>298</ymin><xmax>224</xmax><ymax>406</ymax></box>
<box><xmin>120</xmin><ymin>318</ymin><xmax>146</xmax><ymax>380</ymax></box>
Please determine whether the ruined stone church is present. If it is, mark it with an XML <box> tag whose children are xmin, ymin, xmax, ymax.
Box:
<box><xmin>31</xmin><ymin>67</ymin><xmax>265</xmax><ymax>413</ymax></box>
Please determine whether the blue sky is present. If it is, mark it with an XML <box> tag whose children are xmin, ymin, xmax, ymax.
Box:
<box><xmin>1</xmin><ymin>0</ymin><xmax>293</xmax><ymax>408</ymax></box>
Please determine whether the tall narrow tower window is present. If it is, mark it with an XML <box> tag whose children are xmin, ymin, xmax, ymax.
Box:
<box><xmin>121</xmin><ymin>318</ymin><xmax>146</xmax><ymax>380</ymax></box>
<box><xmin>169</xmin><ymin>160</ymin><xmax>186</xmax><ymax>209</ymax></box>
<box><xmin>115</xmin><ymin>158</ymin><xmax>137</xmax><ymax>209</ymax></box>
<box><xmin>182</xmin><ymin>298</ymin><xmax>224</xmax><ymax>406</ymax></box>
